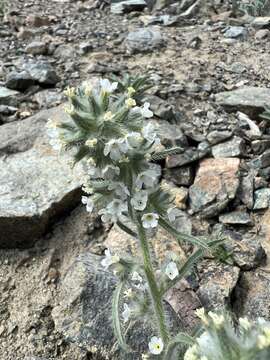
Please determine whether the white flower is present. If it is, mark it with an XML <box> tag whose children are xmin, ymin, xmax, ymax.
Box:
<box><xmin>126</xmin><ymin>132</ymin><xmax>143</xmax><ymax>148</ymax></box>
<box><xmin>101</xmin><ymin>249</ymin><xmax>120</xmax><ymax>269</ymax></box>
<box><xmin>142</xmin><ymin>122</ymin><xmax>160</xmax><ymax>145</ymax></box>
<box><xmin>108</xmin><ymin>182</ymin><xmax>130</xmax><ymax>199</ymax></box>
<box><xmin>195</xmin><ymin>308</ymin><xmax>208</xmax><ymax>325</ymax></box>
<box><xmin>102</xmin><ymin>165</ymin><xmax>120</xmax><ymax>180</ymax></box>
<box><xmin>127</xmin><ymin>86</ymin><xmax>136</xmax><ymax>97</ymax></box>
<box><xmin>123</xmin><ymin>288</ymin><xmax>133</xmax><ymax>299</ymax></box>
<box><xmin>141</xmin><ymin>354</ymin><xmax>149</xmax><ymax>360</ymax></box>
<box><xmin>131</xmin><ymin>271</ymin><xmax>143</xmax><ymax>283</ymax></box>
<box><xmin>148</xmin><ymin>337</ymin><xmax>164</xmax><ymax>355</ymax></box>
<box><xmin>135</xmin><ymin>169</ymin><xmax>159</xmax><ymax>189</ymax></box>
<box><xmin>100</xmin><ymin>78</ymin><xmax>118</xmax><ymax>93</ymax></box>
<box><xmin>141</xmin><ymin>102</ymin><xmax>153</xmax><ymax>118</ymax></box>
<box><xmin>81</xmin><ymin>196</ymin><xmax>94</xmax><ymax>213</ymax></box>
<box><xmin>165</xmin><ymin>261</ymin><xmax>179</xmax><ymax>280</ymax></box>
<box><xmin>125</xmin><ymin>97</ymin><xmax>136</xmax><ymax>108</ymax></box>
<box><xmin>239</xmin><ymin>317</ymin><xmax>251</xmax><ymax>331</ymax></box>
<box><xmin>122</xmin><ymin>303</ymin><xmax>131</xmax><ymax>323</ymax></box>
<box><xmin>104</xmin><ymin>138</ymin><xmax>129</xmax><ymax>161</ymax></box>
<box><xmin>131</xmin><ymin>191</ymin><xmax>148</xmax><ymax>211</ymax></box>
<box><xmin>208</xmin><ymin>312</ymin><xmax>225</xmax><ymax>328</ymax></box>
<box><xmin>104</xmin><ymin>111</ymin><xmax>114</xmax><ymax>121</ymax></box>
<box><xmin>85</xmin><ymin>138</ymin><xmax>98</xmax><ymax>147</ymax></box>
<box><xmin>99</xmin><ymin>200</ymin><xmax>127</xmax><ymax>223</ymax></box>
<box><xmin>142</xmin><ymin>213</ymin><xmax>159</xmax><ymax>229</ymax></box>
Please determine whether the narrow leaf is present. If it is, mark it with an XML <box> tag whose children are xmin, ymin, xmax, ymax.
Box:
<box><xmin>112</xmin><ymin>281</ymin><xmax>130</xmax><ymax>352</ymax></box>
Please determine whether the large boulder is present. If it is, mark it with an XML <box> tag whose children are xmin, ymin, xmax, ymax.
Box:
<box><xmin>0</xmin><ymin>106</ymin><xmax>83</xmax><ymax>248</ymax></box>
<box><xmin>52</xmin><ymin>253</ymin><xmax>180</xmax><ymax>360</ymax></box>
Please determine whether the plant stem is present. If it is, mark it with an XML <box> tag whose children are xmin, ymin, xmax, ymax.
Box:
<box><xmin>135</xmin><ymin>216</ymin><xmax>169</xmax><ymax>344</ymax></box>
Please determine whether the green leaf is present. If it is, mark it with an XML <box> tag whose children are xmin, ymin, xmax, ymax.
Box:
<box><xmin>161</xmin><ymin>239</ymin><xmax>224</xmax><ymax>295</ymax></box>
<box><xmin>117</xmin><ymin>221</ymin><xmax>137</xmax><ymax>238</ymax></box>
<box><xmin>159</xmin><ymin>217</ymin><xmax>210</xmax><ymax>250</ymax></box>
<box><xmin>151</xmin><ymin>147</ymin><xmax>184</xmax><ymax>162</ymax></box>
<box><xmin>112</xmin><ymin>281</ymin><xmax>130</xmax><ymax>352</ymax></box>
<box><xmin>164</xmin><ymin>332</ymin><xmax>195</xmax><ymax>360</ymax></box>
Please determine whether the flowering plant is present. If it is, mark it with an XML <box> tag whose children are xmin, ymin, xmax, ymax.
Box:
<box><xmin>184</xmin><ymin>309</ymin><xmax>270</xmax><ymax>360</ymax></box>
<box><xmin>47</xmin><ymin>75</ymin><xmax>223</xmax><ymax>358</ymax></box>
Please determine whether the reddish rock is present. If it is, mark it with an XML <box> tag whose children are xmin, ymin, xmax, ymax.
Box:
<box><xmin>189</xmin><ymin>158</ymin><xmax>240</xmax><ymax>217</ymax></box>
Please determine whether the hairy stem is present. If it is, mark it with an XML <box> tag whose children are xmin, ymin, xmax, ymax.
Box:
<box><xmin>135</xmin><ymin>215</ymin><xmax>169</xmax><ymax>344</ymax></box>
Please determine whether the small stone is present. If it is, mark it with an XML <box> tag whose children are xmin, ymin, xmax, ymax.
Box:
<box><xmin>0</xmin><ymin>87</ymin><xmax>19</xmax><ymax>105</ymax></box>
<box><xmin>111</xmin><ymin>0</ymin><xmax>147</xmax><ymax>14</ymax></box>
<box><xmin>78</xmin><ymin>42</ymin><xmax>93</xmax><ymax>55</ymax></box>
<box><xmin>197</xmin><ymin>260</ymin><xmax>240</xmax><ymax>310</ymax></box>
<box><xmin>251</xmin><ymin>16</ymin><xmax>270</xmax><ymax>29</ymax></box>
<box><xmin>237</xmin><ymin>172</ymin><xmax>254</xmax><ymax>209</ymax></box>
<box><xmin>166</xmin><ymin>146</ymin><xmax>210</xmax><ymax>168</ymax></box>
<box><xmin>253</xmin><ymin>188</ymin><xmax>270</xmax><ymax>210</ymax></box>
<box><xmin>255</xmin><ymin>29</ymin><xmax>270</xmax><ymax>39</ymax></box>
<box><xmin>164</xmin><ymin>166</ymin><xmax>194</xmax><ymax>187</ymax></box>
<box><xmin>212</xmin><ymin>136</ymin><xmax>245</xmax><ymax>158</ymax></box>
<box><xmin>219</xmin><ymin>211</ymin><xmax>252</xmax><ymax>226</ymax></box>
<box><xmin>224</xmin><ymin>26</ymin><xmax>247</xmax><ymax>39</ymax></box>
<box><xmin>215</xmin><ymin>87</ymin><xmax>270</xmax><ymax>116</ymax></box>
<box><xmin>23</xmin><ymin>61</ymin><xmax>60</xmax><ymax>86</ymax></box>
<box><xmin>189</xmin><ymin>158</ymin><xmax>240</xmax><ymax>217</ymax></box>
<box><xmin>126</xmin><ymin>28</ymin><xmax>164</xmax><ymax>53</ymax></box>
<box><xmin>6</xmin><ymin>71</ymin><xmax>35</xmax><ymax>91</ymax></box>
<box><xmin>33</xmin><ymin>90</ymin><xmax>64</xmax><ymax>108</ymax></box>
<box><xmin>25</xmin><ymin>41</ymin><xmax>47</xmax><ymax>55</ymax></box>
<box><xmin>206</xmin><ymin>130</ymin><xmax>232</xmax><ymax>145</ymax></box>
<box><xmin>26</xmin><ymin>14</ymin><xmax>51</xmax><ymax>27</ymax></box>
<box><xmin>234</xmin><ymin>270</ymin><xmax>270</xmax><ymax>319</ymax></box>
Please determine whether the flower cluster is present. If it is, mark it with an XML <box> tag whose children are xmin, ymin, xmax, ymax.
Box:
<box><xmin>47</xmin><ymin>76</ymin><xmax>225</xmax><ymax>358</ymax></box>
<box><xmin>184</xmin><ymin>309</ymin><xmax>270</xmax><ymax>360</ymax></box>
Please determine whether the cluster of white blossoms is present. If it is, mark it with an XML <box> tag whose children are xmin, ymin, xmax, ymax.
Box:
<box><xmin>47</xmin><ymin>77</ymin><xmax>188</xmax><ymax>358</ymax></box>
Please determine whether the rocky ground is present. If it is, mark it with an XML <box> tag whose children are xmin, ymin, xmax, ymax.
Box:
<box><xmin>1</xmin><ymin>0</ymin><xmax>270</xmax><ymax>359</ymax></box>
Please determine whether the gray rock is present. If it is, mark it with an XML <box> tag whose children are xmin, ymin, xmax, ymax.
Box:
<box><xmin>233</xmin><ymin>270</ymin><xmax>270</xmax><ymax>320</ymax></box>
<box><xmin>237</xmin><ymin>172</ymin><xmax>254</xmax><ymax>209</ymax></box>
<box><xmin>23</xmin><ymin>61</ymin><xmax>60</xmax><ymax>86</ymax></box>
<box><xmin>215</xmin><ymin>87</ymin><xmax>270</xmax><ymax>115</ymax></box>
<box><xmin>25</xmin><ymin>41</ymin><xmax>47</xmax><ymax>55</ymax></box>
<box><xmin>33</xmin><ymin>90</ymin><xmax>64</xmax><ymax>108</ymax></box>
<box><xmin>6</xmin><ymin>71</ymin><xmax>35</xmax><ymax>91</ymax></box>
<box><xmin>255</xmin><ymin>29</ymin><xmax>270</xmax><ymax>39</ymax></box>
<box><xmin>6</xmin><ymin>62</ymin><xmax>59</xmax><ymax>91</ymax></box>
<box><xmin>0</xmin><ymin>106</ymin><xmax>83</xmax><ymax>248</ymax></box>
<box><xmin>166</xmin><ymin>146</ymin><xmax>210</xmax><ymax>168</ymax></box>
<box><xmin>212</xmin><ymin>136</ymin><xmax>245</xmax><ymax>158</ymax></box>
<box><xmin>219</xmin><ymin>211</ymin><xmax>252</xmax><ymax>226</ymax></box>
<box><xmin>52</xmin><ymin>253</ymin><xmax>180</xmax><ymax>359</ymax></box>
<box><xmin>253</xmin><ymin>188</ymin><xmax>270</xmax><ymax>209</ymax></box>
<box><xmin>143</xmin><ymin>94</ymin><xmax>175</xmax><ymax>120</ymax></box>
<box><xmin>189</xmin><ymin>158</ymin><xmax>240</xmax><ymax>218</ymax></box>
<box><xmin>126</xmin><ymin>28</ymin><xmax>164</xmax><ymax>53</ymax></box>
<box><xmin>0</xmin><ymin>142</ymin><xmax>83</xmax><ymax>248</ymax></box>
<box><xmin>251</xmin><ymin>16</ymin><xmax>270</xmax><ymax>29</ymax></box>
<box><xmin>111</xmin><ymin>0</ymin><xmax>147</xmax><ymax>14</ymax></box>
<box><xmin>0</xmin><ymin>87</ymin><xmax>19</xmax><ymax>106</ymax></box>
<box><xmin>224</xmin><ymin>26</ymin><xmax>247</xmax><ymax>39</ymax></box>
<box><xmin>229</xmin><ymin>235</ymin><xmax>266</xmax><ymax>271</ymax></box>
<box><xmin>206</xmin><ymin>130</ymin><xmax>232</xmax><ymax>145</ymax></box>
<box><xmin>152</xmin><ymin>120</ymin><xmax>186</xmax><ymax>148</ymax></box>
<box><xmin>197</xmin><ymin>260</ymin><xmax>240</xmax><ymax>310</ymax></box>
<box><xmin>164</xmin><ymin>166</ymin><xmax>194</xmax><ymax>187</ymax></box>
<box><xmin>0</xmin><ymin>106</ymin><xmax>68</xmax><ymax>155</ymax></box>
